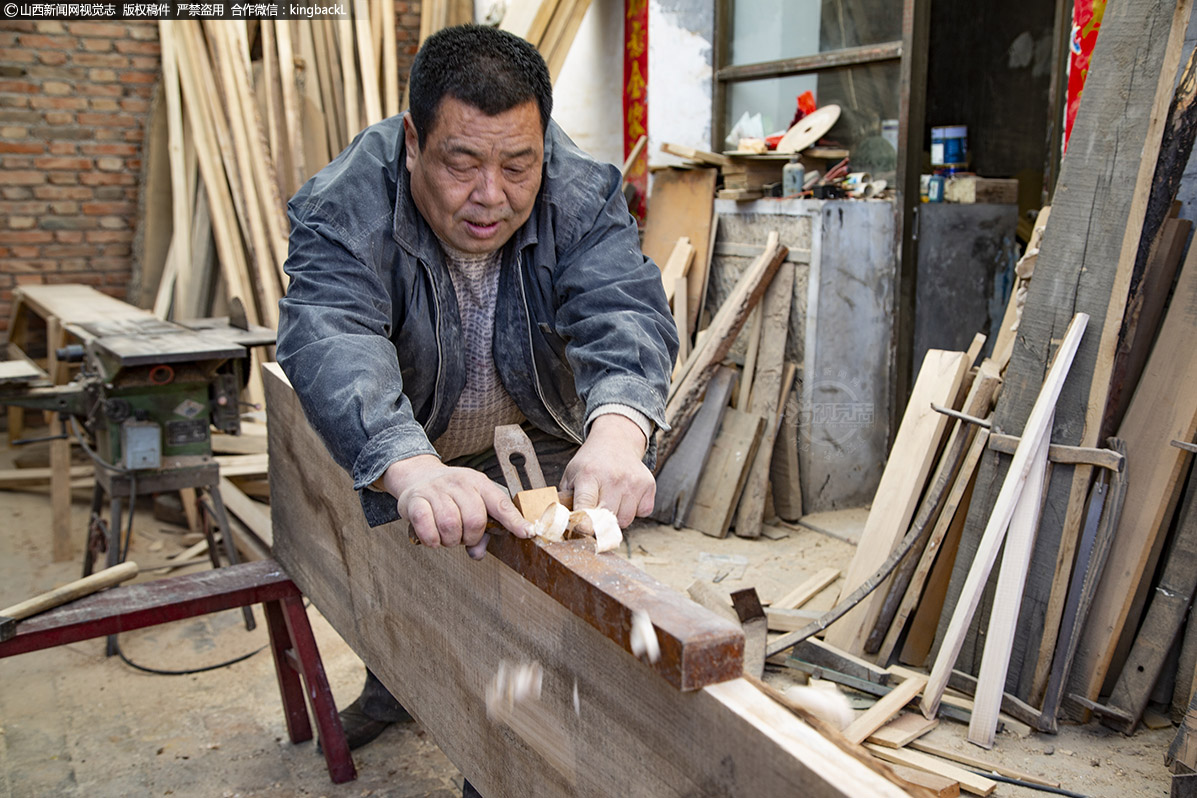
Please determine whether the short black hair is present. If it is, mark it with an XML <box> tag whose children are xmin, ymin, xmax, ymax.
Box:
<box><xmin>407</xmin><ymin>25</ymin><xmax>553</xmax><ymax>147</ymax></box>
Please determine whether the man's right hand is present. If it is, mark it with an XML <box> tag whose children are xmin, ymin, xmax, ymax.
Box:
<box><xmin>380</xmin><ymin>455</ymin><xmax>532</xmax><ymax>555</ymax></box>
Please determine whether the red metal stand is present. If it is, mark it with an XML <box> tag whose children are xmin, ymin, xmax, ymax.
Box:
<box><xmin>0</xmin><ymin>559</ymin><xmax>355</xmax><ymax>784</ymax></box>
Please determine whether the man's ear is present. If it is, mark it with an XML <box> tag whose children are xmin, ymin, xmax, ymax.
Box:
<box><xmin>403</xmin><ymin>112</ymin><xmax>419</xmax><ymax>170</ymax></box>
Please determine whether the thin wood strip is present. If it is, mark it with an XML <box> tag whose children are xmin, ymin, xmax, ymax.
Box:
<box><xmin>867</xmin><ymin>712</ymin><xmax>939</xmax><ymax>748</ymax></box>
<box><xmin>968</xmin><ymin>424</ymin><xmax>1051</xmax><ymax>748</ymax></box>
<box><xmin>354</xmin><ymin>0</ymin><xmax>383</xmax><ymax>126</ymax></box>
<box><xmin>922</xmin><ymin>313</ymin><xmax>1088</xmax><ymax>719</ymax></box>
<box><xmin>336</xmin><ymin>17</ymin><xmax>360</xmax><ymax>138</ymax></box>
<box><xmin>158</xmin><ymin>20</ymin><xmax>193</xmax><ymax>320</ymax></box>
<box><xmin>774</xmin><ymin>567</ymin><xmax>840</xmax><ymax>610</ymax></box>
<box><xmin>843</xmin><ymin>675</ymin><xmax>927</xmax><ymax>745</ymax></box>
<box><xmin>380</xmin><ymin>0</ymin><xmax>398</xmax><ymax>117</ymax></box>
<box><xmin>864</xmin><ymin>744</ymin><xmax>996</xmax><ymax>796</ymax></box>
<box><xmin>907</xmin><ymin>739</ymin><xmax>1060</xmax><ymax>789</ymax></box>
<box><xmin>274</xmin><ymin>20</ymin><xmax>306</xmax><ymax>193</ymax></box>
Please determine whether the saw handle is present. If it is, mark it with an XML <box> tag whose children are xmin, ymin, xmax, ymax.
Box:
<box><xmin>1</xmin><ymin>561</ymin><xmax>139</xmax><ymax>622</ymax></box>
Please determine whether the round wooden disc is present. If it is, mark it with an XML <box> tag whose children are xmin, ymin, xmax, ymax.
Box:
<box><xmin>775</xmin><ymin>105</ymin><xmax>841</xmax><ymax>154</ymax></box>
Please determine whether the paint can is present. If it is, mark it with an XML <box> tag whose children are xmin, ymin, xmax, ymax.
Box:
<box><xmin>930</xmin><ymin>125</ymin><xmax>968</xmax><ymax>168</ymax></box>
<box><xmin>783</xmin><ymin>157</ymin><xmax>806</xmax><ymax>197</ymax></box>
<box><xmin>927</xmin><ymin>175</ymin><xmax>945</xmax><ymax>202</ymax></box>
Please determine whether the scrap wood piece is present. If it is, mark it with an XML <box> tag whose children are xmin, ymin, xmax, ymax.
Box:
<box><xmin>865</xmin><ymin>745</ymin><xmax>997</xmax><ymax>797</ymax></box>
<box><xmin>1100</xmin><ymin>458</ymin><xmax>1197</xmax><ymax>734</ymax></box>
<box><xmin>888</xmin><ymin>764</ymin><xmax>960</xmax><ymax>798</ymax></box>
<box><xmin>1070</xmin><ymin>239</ymin><xmax>1197</xmax><ymax>710</ymax></box>
<box><xmin>266</xmin><ymin>365</ymin><xmax>912</xmax><ymax>798</ymax></box>
<box><xmin>937</xmin><ymin>0</ymin><xmax>1191</xmax><ymax>703</ymax></box>
<box><xmin>264</xmin><ymin>363</ymin><xmax>743</xmax><ymax>693</ymax></box>
<box><xmin>922</xmin><ymin>313</ymin><xmax>1088</xmax><ymax>720</ymax></box>
<box><xmin>685</xmin><ymin>408</ymin><xmax>765</xmax><ymax>538</ymax></box>
<box><xmin>661</xmin><ymin>141</ymin><xmax>732</xmax><ymax>167</ymax></box>
<box><xmin>824</xmin><ymin>349</ymin><xmax>971</xmax><ymax>655</ymax></box>
<box><xmin>774</xmin><ymin>567</ymin><xmax>840</xmax><ymax>610</ymax></box>
<box><xmin>876</xmin><ymin>428</ymin><xmax>991</xmax><ymax>665</ymax></box>
<box><xmin>986</xmin><ymin>433</ymin><xmax>1124</xmax><ymax>471</ymax></box>
<box><xmin>867</xmin><ymin>712</ymin><xmax>939</xmax><ymax>749</ymax></box>
<box><xmin>219</xmin><ymin>476</ymin><xmax>273</xmax><ymax>548</ymax></box>
<box><xmin>769</xmin><ymin>363</ymin><xmax>803</xmax><ymax>521</ymax></box>
<box><xmin>867</xmin><ymin>364</ymin><xmax>1002</xmax><ymax>655</ymax></box>
<box><xmin>734</xmin><ymin>260</ymin><xmax>796</xmax><ymax>539</ymax></box>
<box><xmin>650</xmin><ymin>366</ymin><xmax>736</xmax><ymax>526</ymax></box>
<box><xmin>968</xmin><ymin>424</ymin><xmax>1051</xmax><ymax>749</ymax></box>
<box><xmin>843</xmin><ymin>675</ymin><xmax>927</xmax><ymax>745</ymax></box>
<box><xmin>659</xmin><ymin>236</ymin><xmax>695</xmax><ymax>303</ymax></box>
<box><xmin>907</xmin><ymin>739</ymin><xmax>1060</xmax><ymax>790</ymax></box>
<box><xmin>730</xmin><ymin>587</ymin><xmax>767</xmax><ymax>678</ymax></box>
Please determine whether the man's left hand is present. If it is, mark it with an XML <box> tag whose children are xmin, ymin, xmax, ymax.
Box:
<box><xmin>561</xmin><ymin>414</ymin><xmax>654</xmax><ymax>528</ymax></box>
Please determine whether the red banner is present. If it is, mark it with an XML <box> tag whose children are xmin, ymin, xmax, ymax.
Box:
<box><xmin>1065</xmin><ymin>0</ymin><xmax>1106</xmax><ymax>150</ymax></box>
<box><xmin>624</xmin><ymin>0</ymin><xmax>648</xmax><ymax>222</ymax></box>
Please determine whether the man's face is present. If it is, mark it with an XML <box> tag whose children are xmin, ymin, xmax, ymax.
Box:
<box><xmin>405</xmin><ymin>97</ymin><xmax>545</xmax><ymax>255</ymax></box>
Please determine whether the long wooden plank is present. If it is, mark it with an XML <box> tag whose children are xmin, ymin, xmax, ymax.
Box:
<box><xmin>868</xmin><ymin>713</ymin><xmax>939</xmax><ymax>748</ymax></box>
<box><xmin>642</xmin><ymin>168</ymin><xmax>718</xmax><ymax>332</ymax></box>
<box><xmin>734</xmin><ymin>260</ymin><xmax>796</xmax><ymax>538</ymax></box>
<box><xmin>878</xmin><ymin>429</ymin><xmax>989</xmax><ymax>665</ymax></box>
<box><xmin>774</xmin><ymin>567</ymin><xmax>840</xmax><ymax>610</ymax></box>
<box><xmin>685</xmin><ymin>408</ymin><xmax>764</xmax><ymax>539</ymax></box>
<box><xmin>262</xmin><ymin>363</ymin><xmax>918</xmax><ymax>797</ymax></box>
<box><xmin>1101</xmin><ymin>460</ymin><xmax>1197</xmax><ymax>733</ymax></box>
<box><xmin>843</xmin><ymin>675</ymin><xmax>927</xmax><ymax>745</ymax></box>
<box><xmin>824</xmin><ymin>350</ymin><xmax>970</xmax><ymax>654</ymax></box>
<box><xmin>907</xmin><ymin>739</ymin><xmax>1060</xmax><ymax>789</ymax></box>
<box><xmin>935</xmin><ymin>0</ymin><xmax>1190</xmax><ymax>701</ymax></box>
<box><xmin>865</xmin><ymin>745</ymin><xmax>995</xmax><ymax>796</ymax></box>
<box><xmin>922</xmin><ymin>313</ymin><xmax>1087</xmax><ymax>718</ymax></box>
<box><xmin>158</xmin><ymin>20</ymin><xmax>194</xmax><ymax>320</ymax></box>
<box><xmin>769</xmin><ymin>364</ymin><xmax>803</xmax><ymax>520</ymax></box>
<box><xmin>1070</xmin><ymin>242</ymin><xmax>1197</xmax><ymax>705</ymax></box>
<box><xmin>968</xmin><ymin>425</ymin><xmax>1050</xmax><ymax>748</ymax></box>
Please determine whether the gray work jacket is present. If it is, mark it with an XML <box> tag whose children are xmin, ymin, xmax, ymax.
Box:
<box><xmin>276</xmin><ymin>116</ymin><xmax>678</xmax><ymax>526</ymax></box>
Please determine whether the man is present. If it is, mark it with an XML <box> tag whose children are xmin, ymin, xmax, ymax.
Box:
<box><xmin>275</xmin><ymin>22</ymin><xmax>678</xmax><ymax>776</ymax></box>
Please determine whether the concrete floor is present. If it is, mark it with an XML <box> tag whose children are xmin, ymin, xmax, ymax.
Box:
<box><xmin>0</xmin><ymin>442</ymin><xmax>1180</xmax><ymax>798</ymax></box>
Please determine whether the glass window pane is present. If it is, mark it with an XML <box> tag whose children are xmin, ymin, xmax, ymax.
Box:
<box><xmin>729</xmin><ymin>0</ymin><xmax>903</xmax><ymax>66</ymax></box>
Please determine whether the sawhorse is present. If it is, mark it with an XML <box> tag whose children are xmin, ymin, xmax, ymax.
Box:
<box><xmin>0</xmin><ymin>559</ymin><xmax>355</xmax><ymax>784</ymax></box>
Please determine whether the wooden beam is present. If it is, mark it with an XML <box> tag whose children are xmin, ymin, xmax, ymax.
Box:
<box><xmin>262</xmin><ymin>363</ymin><xmax>919</xmax><ymax>797</ymax></box>
<box><xmin>824</xmin><ymin>349</ymin><xmax>970</xmax><ymax>655</ymax></box>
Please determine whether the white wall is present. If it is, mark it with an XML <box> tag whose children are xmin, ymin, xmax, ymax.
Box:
<box><xmin>648</xmin><ymin>0</ymin><xmax>715</xmax><ymax>168</ymax></box>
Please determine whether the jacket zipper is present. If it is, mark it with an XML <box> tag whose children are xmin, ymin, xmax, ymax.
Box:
<box><xmin>423</xmin><ymin>257</ymin><xmax>446</xmax><ymax>428</ymax></box>
<box><xmin>516</xmin><ymin>251</ymin><xmax>583</xmax><ymax>444</ymax></box>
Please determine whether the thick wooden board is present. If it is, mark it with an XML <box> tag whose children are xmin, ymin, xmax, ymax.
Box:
<box><xmin>642</xmin><ymin>168</ymin><xmax>718</xmax><ymax>332</ymax></box>
<box><xmin>734</xmin><ymin>261</ymin><xmax>796</xmax><ymax>538</ymax></box>
<box><xmin>935</xmin><ymin>0</ymin><xmax>1191</xmax><ymax>701</ymax></box>
<box><xmin>1071</xmin><ymin>242</ymin><xmax>1197</xmax><ymax>705</ymax></box>
<box><xmin>262</xmin><ymin>364</ymin><xmax>916</xmax><ymax>797</ymax></box>
<box><xmin>686</xmin><ymin>408</ymin><xmax>765</xmax><ymax>539</ymax></box>
<box><xmin>650</xmin><ymin>366</ymin><xmax>735</xmax><ymax>525</ymax></box>
<box><xmin>1102</xmin><ymin>464</ymin><xmax>1197</xmax><ymax>733</ymax></box>
<box><xmin>824</xmin><ymin>350</ymin><xmax>970</xmax><ymax>654</ymax></box>
<box><xmin>868</xmin><ymin>712</ymin><xmax>939</xmax><ymax>748</ymax></box>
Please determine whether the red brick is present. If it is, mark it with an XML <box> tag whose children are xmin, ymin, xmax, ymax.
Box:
<box><xmin>82</xmin><ymin>201</ymin><xmax>133</xmax><ymax>215</ymax></box>
<box><xmin>80</xmin><ymin>38</ymin><xmax>114</xmax><ymax>53</ymax></box>
<box><xmin>89</xmin><ymin>99</ymin><xmax>120</xmax><ymax>112</ymax></box>
<box><xmin>76</xmin><ymin>112</ymin><xmax>138</xmax><ymax>128</ymax></box>
<box><xmin>85</xmin><ymin>230</ymin><xmax>133</xmax><ymax>243</ymax></box>
<box><xmin>47</xmin><ymin>273</ymin><xmax>103</xmax><ymax>287</ymax></box>
<box><xmin>43</xmin><ymin>81</ymin><xmax>73</xmax><ymax>96</ymax></box>
<box><xmin>49</xmin><ymin>201</ymin><xmax>78</xmax><ymax>213</ymax></box>
<box><xmin>114</xmin><ymin>39</ymin><xmax>160</xmax><ymax>56</ymax></box>
<box><xmin>0</xmin><ymin>126</ymin><xmax>28</xmax><ymax>137</ymax></box>
<box><xmin>81</xmin><ymin>142</ymin><xmax>138</xmax><ymax>157</ymax></box>
<box><xmin>43</xmin><ymin>112</ymin><xmax>74</xmax><ymax>125</ymax></box>
<box><xmin>98</xmin><ymin>216</ymin><xmax>127</xmax><ymax>230</ymax></box>
<box><xmin>33</xmin><ymin>186</ymin><xmax>92</xmax><ymax>200</ymax></box>
<box><xmin>119</xmin><ymin>70</ymin><xmax>157</xmax><ymax>85</ymax></box>
<box><xmin>3</xmin><ymin>201</ymin><xmax>49</xmax><ymax>214</ymax></box>
<box><xmin>0</xmin><ymin>48</ymin><xmax>36</xmax><ymax>64</ymax></box>
<box><xmin>7</xmin><ymin>216</ymin><xmax>35</xmax><ymax>229</ymax></box>
<box><xmin>2</xmin><ymin>187</ymin><xmax>32</xmax><ymax>200</ymax></box>
<box><xmin>66</xmin><ymin>22</ymin><xmax>127</xmax><ymax>38</ymax></box>
<box><xmin>54</xmin><ymin>230</ymin><xmax>84</xmax><ymax>244</ymax></box>
<box><xmin>129</xmin><ymin>55</ymin><xmax>159</xmax><ymax>70</ymax></box>
<box><xmin>34</xmin><ymin>156</ymin><xmax>92</xmax><ymax>170</ymax></box>
<box><xmin>88</xmin><ymin>68</ymin><xmax>117</xmax><ymax>82</ymax></box>
<box><xmin>79</xmin><ymin>173</ymin><xmax>134</xmax><ymax>186</ymax></box>
<box><xmin>100</xmin><ymin>243</ymin><xmax>130</xmax><ymax>257</ymax></box>
<box><xmin>79</xmin><ymin>83</ymin><xmax>123</xmax><ymax>98</ymax></box>
<box><xmin>36</xmin><ymin>51</ymin><xmax>69</xmax><ymax>67</ymax></box>
<box><xmin>119</xmin><ymin>98</ymin><xmax>148</xmax><ymax>113</ymax></box>
<box><xmin>25</xmin><ymin>64</ymin><xmax>87</xmax><ymax>81</ymax></box>
<box><xmin>47</xmin><ymin>172</ymin><xmax>79</xmax><ymax>186</ymax></box>
<box><xmin>0</xmin><ymin>96</ymin><xmax>29</xmax><ymax>111</ymax></box>
<box><xmin>127</xmin><ymin>23</ymin><xmax>159</xmax><ymax>41</ymax></box>
<box><xmin>0</xmin><ymin>230</ymin><xmax>53</xmax><ymax>244</ymax></box>
<box><xmin>70</xmin><ymin>53</ymin><xmax>128</xmax><ymax>68</ymax></box>
<box><xmin>0</xmin><ymin>79</ymin><xmax>39</xmax><ymax>94</ymax></box>
<box><xmin>30</xmin><ymin>97</ymin><xmax>89</xmax><ymax>111</ymax></box>
<box><xmin>95</xmin><ymin>156</ymin><xmax>124</xmax><ymax>171</ymax></box>
<box><xmin>47</xmin><ymin>143</ymin><xmax>76</xmax><ymax>157</ymax></box>
<box><xmin>0</xmin><ymin>141</ymin><xmax>44</xmax><ymax>154</ymax></box>
<box><xmin>17</xmin><ymin>34</ymin><xmax>77</xmax><ymax>50</ymax></box>
<box><xmin>0</xmin><ymin>261</ymin><xmax>45</xmax><ymax>274</ymax></box>
<box><xmin>9</xmin><ymin>246</ymin><xmax>39</xmax><ymax>257</ymax></box>
<box><xmin>39</xmin><ymin>244</ymin><xmax>93</xmax><ymax>257</ymax></box>
<box><xmin>32</xmin><ymin>21</ymin><xmax>67</xmax><ymax>34</ymax></box>
<box><xmin>4</xmin><ymin>171</ymin><xmax>46</xmax><ymax>185</ymax></box>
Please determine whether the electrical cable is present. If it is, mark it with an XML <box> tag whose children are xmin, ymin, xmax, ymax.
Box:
<box><xmin>965</xmin><ymin>771</ymin><xmax>1090</xmax><ymax>798</ymax></box>
<box><xmin>114</xmin><ymin>637</ymin><xmax>268</xmax><ymax>676</ymax></box>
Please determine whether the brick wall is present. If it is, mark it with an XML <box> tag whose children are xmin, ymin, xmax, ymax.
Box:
<box><xmin>0</xmin><ymin>13</ymin><xmax>422</xmax><ymax>336</ymax></box>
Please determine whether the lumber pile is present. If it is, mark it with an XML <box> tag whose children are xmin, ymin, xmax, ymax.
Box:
<box><xmin>660</xmin><ymin>141</ymin><xmax>858</xmax><ymax>201</ymax></box>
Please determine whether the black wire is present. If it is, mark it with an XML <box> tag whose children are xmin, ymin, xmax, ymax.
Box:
<box><xmin>113</xmin><ymin>635</ymin><xmax>268</xmax><ymax>676</ymax></box>
<box><xmin>966</xmin><ymin>770</ymin><xmax>1090</xmax><ymax>798</ymax></box>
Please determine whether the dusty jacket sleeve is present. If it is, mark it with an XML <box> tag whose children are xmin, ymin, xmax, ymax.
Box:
<box><xmin>276</xmin><ymin>204</ymin><xmax>439</xmax><ymax>505</ymax></box>
<box><xmin>549</xmin><ymin>158</ymin><xmax>679</xmax><ymax>433</ymax></box>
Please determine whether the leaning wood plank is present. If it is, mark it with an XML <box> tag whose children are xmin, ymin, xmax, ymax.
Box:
<box><xmin>769</xmin><ymin>363</ymin><xmax>803</xmax><ymax>520</ymax></box>
<box><xmin>642</xmin><ymin>168</ymin><xmax>719</xmax><ymax>332</ymax></box>
<box><xmin>734</xmin><ymin>261</ymin><xmax>795</xmax><ymax>538</ymax></box>
<box><xmin>662</xmin><ymin>233</ymin><xmax>786</xmax><ymax>461</ymax></box>
<box><xmin>659</xmin><ymin>236</ymin><xmax>694</xmax><ymax>304</ymax></box>
<box><xmin>1101</xmin><ymin>460</ymin><xmax>1197</xmax><ymax>734</ymax></box>
<box><xmin>843</xmin><ymin>675</ymin><xmax>927</xmax><ymax>745</ymax></box>
<box><xmin>774</xmin><ymin>567</ymin><xmax>840</xmax><ymax>610</ymax></box>
<box><xmin>649</xmin><ymin>366</ymin><xmax>735</xmax><ymax>526</ymax></box>
<box><xmin>879</xmin><ymin>429</ymin><xmax>990</xmax><ymax>665</ymax></box>
<box><xmin>379</xmin><ymin>0</ymin><xmax>398</xmax><ymax>117</ymax></box>
<box><xmin>335</xmin><ymin>17</ymin><xmax>360</xmax><ymax>138</ymax></box>
<box><xmin>1173</xmin><ymin>604</ymin><xmax>1197</xmax><ymax>724</ymax></box>
<box><xmin>158</xmin><ymin>21</ymin><xmax>193</xmax><ymax>320</ymax></box>
<box><xmin>922</xmin><ymin>313</ymin><xmax>1087</xmax><ymax>719</ymax></box>
<box><xmin>274</xmin><ymin>19</ymin><xmax>306</xmax><ymax>192</ymax></box>
<box><xmin>218</xmin><ymin>477</ymin><xmax>273</xmax><ymax>548</ymax></box>
<box><xmin>353</xmin><ymin>0</ymin><xmax>383</xmax><ymax>126</ymax></box>
<box><xmin>907</xmin><ymin>740</ymin><xmax>1060</xmax><ymax>789</ymax></box>
<box><xmin>824</xmin><ymin>350</ymin><xmax>970</xmax><ymax>655</ymax></box>
<box><xmin>935</xmin><ymin>0</ymin><xmax>1190</xmax><ymax>701</ymax></box>
<box><xmin>968</xmin><ymin>425</ymin><xmax>1050</xmax><ymax>749</ymax></box>
<box><xmin>867</xmin><ymin>365</ymin><xmax>1002</xmax><ymax>655</ymax></box>
<box><xmin>1071</xmin><ymin>243</ymin><xmax>1197</xmax><ymax>706</ymax></box>
<box><xmin>685</xmin><ymin>408</ymin><xmax>765</xmax><ymax>539</ymax></box>
<box><xmin>263</xmin><ymin>364</ymin><xmax>916</xmax><ymax>797</ymax></box>
<box><xmin>868</xmin><ymin>712</ymin><xmax>939</xmax><ymax>748</ymax></box>
<box><xmin>865</xmin><ymin>745</ymin><xmax>995</xmax><ymax>796</ymax></box>
<box><xmin>1171</xmin><ymin>689</ymin><xmax>1197</xmax><ymax>772</ymax></box>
